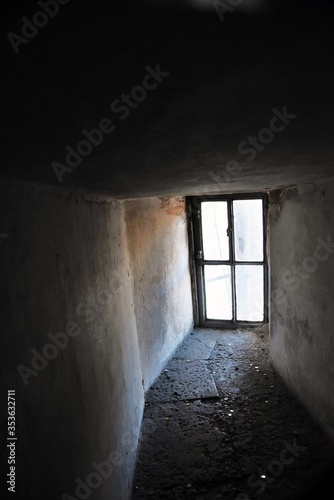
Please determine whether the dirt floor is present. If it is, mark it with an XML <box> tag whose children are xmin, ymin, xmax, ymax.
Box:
<box><xmin>132</xmin><ymin>327</ymin><xmax>334</xmax><ymax>499</ymax></box>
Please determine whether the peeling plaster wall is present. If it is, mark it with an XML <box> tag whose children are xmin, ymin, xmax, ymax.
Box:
<box><xmin>125</xmin><ymin>197</ymin><xmax>193</xmax><ymax>390</ymax></box>
<box><xmin>269</xmin><ymin>182</ymin><xmax>334</xmax><ymax>439</ymax></box>
<box><xmin>0</xmin><ymin>180</ymin><xmax>144</xmax><ymax>500</ymax></box>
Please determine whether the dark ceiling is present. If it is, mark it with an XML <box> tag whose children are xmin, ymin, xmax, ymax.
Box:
<box><xmin>2</xmin><ymin>0</ymin><xmax>334</xmax><ymax>198</ymax></box>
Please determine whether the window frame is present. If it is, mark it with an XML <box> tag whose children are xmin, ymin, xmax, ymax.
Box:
<box><xmin>187</xmin><ymin>193</ymin><xmax>268</xmax><ymax>328</ymax></box>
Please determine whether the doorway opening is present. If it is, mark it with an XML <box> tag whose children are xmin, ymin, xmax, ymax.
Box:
<box><xmin>187</xmin><ymin>194</ymin><xmax>268</xmax><ymax>328</ymax></box>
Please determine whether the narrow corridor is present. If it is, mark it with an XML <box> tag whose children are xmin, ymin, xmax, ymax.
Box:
<box><xmin>133</xmin><ymin>327</ymin><xmax>333</xmax><ymax>499</ymax></box>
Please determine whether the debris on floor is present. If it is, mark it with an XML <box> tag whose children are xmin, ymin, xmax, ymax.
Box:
<box><xmin>132</xmin><ymin>327</ymin><xmax>334</xmax><ymax>499</ymax></box>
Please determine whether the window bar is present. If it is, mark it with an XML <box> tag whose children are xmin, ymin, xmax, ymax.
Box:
<box><xmin>228</xmin><ymin>200</ymin><xmax>236</xmax><ymax>323</ymax></box>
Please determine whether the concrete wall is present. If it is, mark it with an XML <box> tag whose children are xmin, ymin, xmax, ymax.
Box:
<box><xmin>269</xmin><ymin>182</ymin><xmax>334</xmax><ymax>439</ymax></box>
<box><xmin>125</xmin><ymin>197</ymin><xmax>193</xmax><ymax>390</ymax></box>
<box><xmin>0</xmin><ymin>180</ymin><xmax>193</xmax><ymax>499</ymax></box>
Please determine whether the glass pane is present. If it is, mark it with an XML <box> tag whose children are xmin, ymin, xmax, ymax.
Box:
<box><xmin>236</xmin><ymin>265</ymin><xmax>264</xmax><ymax>321</ymax></box>
<box><xmin>201</xmin><ymin>202</ymin><xmax>229</xmax><ymax>261</ymax></box>
<box><xmin>233</xmin><ymin>199</ymin><xmax>263</xmax><ymax>262</ymax></box>
<box><xmin>204</xmin><ymin>265</ymin><xmax>232</xmax><ymax>320</ymax></box>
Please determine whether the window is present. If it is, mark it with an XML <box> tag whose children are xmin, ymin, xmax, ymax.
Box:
<box><xmin>187</xmin><ymin>194</ymin><xmax>268</xmax><ymax>327</ymax></box>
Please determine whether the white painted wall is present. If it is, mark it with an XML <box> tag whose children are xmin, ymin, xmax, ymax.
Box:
<box><xmin>269</xmin><ymin>182</ymin><xmax>334</xmax><ymax>439</ymax></box>
<box><xmin>125</xmin><ymin>196</ymin><xmax>193</xmax><ymax>390</ymax></box>
<box><xmin>0</xmin><ymin>180</ymin><xmax>193</xmax><ymax>499</ymax></box>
